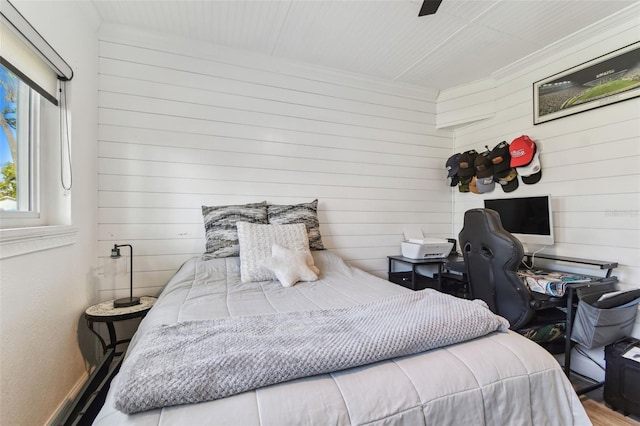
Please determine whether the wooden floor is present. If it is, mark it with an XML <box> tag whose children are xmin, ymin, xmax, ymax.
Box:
<box><xmin>578</xmin><ymin>380</ymin><xmax>639</xmax><ymax>426</ymax></box>
<box><xmin>571</xmin><ymin>371</ymin><xmax>639</xmax><ymax>426</ymax></box>
<box><xmin>582</xmin><ymin>399</ymin><xmax>639</xmax><ymax>426</ymax></box>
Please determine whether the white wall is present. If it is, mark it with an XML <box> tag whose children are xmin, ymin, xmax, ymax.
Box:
<box><xmin>441</xmin><ymin>7</ymin><xmax>640</xmax><ymax>380</ymax></box>
<box><xmin>96</xmin><ymin>24</ymin><xmax>454</xmax><ymax>300</ymax></box>
<box><xmin>444</xmin><ymin>9</ymin><xmax>640</xmax><ymax>288</ymax></box>
<box><xmin>0</xmin><ymin>2</ymin><xmax>100</xmax><ymax>425</ymax></box>
<box><xmin>2</xmin><ymin>5</ymin><xmax>634</xmax><ymax>423</ymax></box>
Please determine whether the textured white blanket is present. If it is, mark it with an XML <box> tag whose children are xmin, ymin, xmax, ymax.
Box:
<box><xmin>114</xmin><ymin>289</ymin><xmax>509</xmax><ymax>414</ymax></box>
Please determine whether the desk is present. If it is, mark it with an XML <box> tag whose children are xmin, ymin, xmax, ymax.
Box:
<box><xmin>523</xmin><ymin>252</ymin><xmax>618</xmax><ymax>278</ymax></box>
<box><xmin>522</xmin><ymin>253</ymin><xmax>619</xmax><ymax>381</ymax></box>
<box><xmin>452</xmin><ymin>252</ymin><xmax>619</xmax><ymax>386</ymax></box>
<box><xmin>387</xmin><ymin>254</ymin><xmax>464</xmax><ymax>291</ymax></box>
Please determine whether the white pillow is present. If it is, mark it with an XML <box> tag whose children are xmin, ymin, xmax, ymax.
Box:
<box><xmin>262</xmin><ymin>244</ymin><xmax>319</xmax><ymax>287</ymax></box>
<box><xmin>236</xmin><ymin>222</ymin><xmax>318</xmax><ymax>283</ymax></box>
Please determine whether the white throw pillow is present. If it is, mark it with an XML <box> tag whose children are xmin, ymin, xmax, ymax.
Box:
<box><xmin>237</xmin><ymin>222</ymin><xmax>318</xmax><ymax>283</ymax></box>
<box><xmin>262</xmin><ymin>244</ymin><xmax>319</xmax><ymax>287</ymax></box>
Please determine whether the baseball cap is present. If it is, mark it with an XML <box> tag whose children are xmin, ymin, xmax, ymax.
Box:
<box><xmin>522</xmin><ymin>172</ymin><xmax>541</xmax><ymax>185</ymax></box>
<box><xmin>457</xmin><ymin>150</ymin><xmax>478</xmax><ymax>178</ymax></box>
<box><xmin>509</xmin><ymin>135</ymin><xmax>536</xmax><ymax>167</ymax></box>
<box><xmin>517</xmin><ymin>151</ymin><xmax>542</xmax><ymax>185</ymax></box>
<box><xmin>458</xmin><ymin>179</ymin><xmax>470</xmax><ymax>193</ymax></box>
<box><xmin>469</xmin><ymin>176</ymin><xmax>481</xmax><ymax>194</ymax></box>
<box><xmin>517</xmin><ymin>152</ymin><xmax>541</xmax><ymax>177</ymax></box>
<box><xmin>488</xmin><ymin>141</ymin><xmax>511</xmax><ymax>175</ymax></box>
<box><xmin>446</xmin><ymin>153</ymin><xmax>461</xmax><ymax>178</ymax></box>
<box><xmin>497</xmin><ymin>168</ymin><xmax>519</xmax><ymax>193</ymax></box>
<box><xmin>475</xmin><ymin>175</ymin><xmax>495</xmax><ymax>193</ymax></box>
<box><xmin>494</xmin><ymin>166</ymin><xmax>514</xmax><ymax>179</ymax></box>
<box><xmin>474</xmin><ymin>152</ymin><xmax>493</xmax><ymax>178</ymax></box>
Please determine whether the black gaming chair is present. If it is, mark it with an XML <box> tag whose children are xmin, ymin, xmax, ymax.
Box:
<box><xmin>458</xmin><ymin>208</ymin><xmax>566</xmax><ymax>347</ymax></box>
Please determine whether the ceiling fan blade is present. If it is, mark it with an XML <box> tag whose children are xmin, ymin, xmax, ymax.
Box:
<box><xmin>419</xmin><ymin>0</ymin><xmax>443</xmax><ymax>16</ymax></box>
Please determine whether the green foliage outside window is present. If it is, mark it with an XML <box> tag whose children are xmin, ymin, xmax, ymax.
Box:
<box><xmin>0</xmin><ymin>162</ymin><xmax>16</xmax><ymax>198</ymax></box>
<box><xmin>1</xmin><ymin>66</ymin><xmax>18</xmax><ymax>207</ymax></box>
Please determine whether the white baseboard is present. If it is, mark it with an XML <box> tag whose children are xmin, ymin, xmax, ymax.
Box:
<box><xmin>45</xmin><ymin>370</ymin><xmax>90</xmax><ymax>426</ymax></box>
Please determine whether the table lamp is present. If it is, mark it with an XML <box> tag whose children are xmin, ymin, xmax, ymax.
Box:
<box><xmin>110</xmin><ymin>244</ymin><xmax>141</xmax><ymax>308</ymax></box>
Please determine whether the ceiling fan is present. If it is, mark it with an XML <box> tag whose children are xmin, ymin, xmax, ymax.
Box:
<box><xmin>419</xmin><ymin>0</ymin><xmax>443</xmax><ymax>16</ymax></box>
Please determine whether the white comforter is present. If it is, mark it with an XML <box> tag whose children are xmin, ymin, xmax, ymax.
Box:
<box><xmin>94</xmin><ymin>251</ymin><xmax>591</xmax><ymax>426</ymax></box>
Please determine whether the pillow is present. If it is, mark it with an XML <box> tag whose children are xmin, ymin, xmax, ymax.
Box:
<box><xmin>236</xmin><ymin>222</ymin><xmax>318</xmax><ymax>283</ymax></box>
<box><xmin>202</xmin><ymin>202</ymin><xmax>268</xmax><ymax>258</ymax></box>
<box><xmin>267</xmin><ymin>199</ymin><xmax>325</xmax><ymax>250</ymax></box>
<box><xmin>262</xmin><ymin>244</ymin><xmax>319</xmax><ymax>287</ymax></box>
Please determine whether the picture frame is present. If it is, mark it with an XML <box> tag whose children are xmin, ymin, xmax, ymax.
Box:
<box><xmin>533</xmin><ymin>42</ymin><xmax>640</xmax><ymax>125</ymax></box>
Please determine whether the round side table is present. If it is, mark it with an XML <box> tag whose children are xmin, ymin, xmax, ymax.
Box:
<box><xmin>84</xmin><ymin>296</ymin><xmax>157</xmax><ymax>355</ymax></box>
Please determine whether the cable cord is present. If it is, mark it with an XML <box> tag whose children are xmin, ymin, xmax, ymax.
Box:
<box><xmin>520</xmin><ymin>245</ymin><xmax>547</xmax><ymax>270</ymax></box>
<box><xmin>59</xmin><ymin>79</ymin><xmax>72</xmax><ymax>190</ymax></box>
<box><xmin>574</xmin><ymin>346</ymin><xmax>606</xmax><ymax>371</ymax></box>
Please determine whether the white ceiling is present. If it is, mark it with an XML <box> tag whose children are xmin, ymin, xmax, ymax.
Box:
<box><xmin>91</xmin><ymin>0</ymin><xmax>638</xmax><ymax>91</ymax></box>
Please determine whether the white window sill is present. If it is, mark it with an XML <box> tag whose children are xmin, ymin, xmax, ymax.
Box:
<box><xmin>0</xmin><ymin>225</ymin><xmax>78</xmax><ymax>259</ymax></box>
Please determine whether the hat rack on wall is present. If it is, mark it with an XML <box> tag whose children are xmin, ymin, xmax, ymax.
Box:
<box><xmin>445</xmin><ymin>135</ymin><xmax>542</xmax><ymax>194</ymax></box>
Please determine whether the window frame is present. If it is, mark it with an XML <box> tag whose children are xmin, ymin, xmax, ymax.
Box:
<box><xmin>0</xmin><ymin>0</ymin><xmax>76</xmax><ymax>256</ymax></box>
<box><xmin>0</xmin><ymin>72</ymin><xmax>42</xmax><ymax>226</ymax></box>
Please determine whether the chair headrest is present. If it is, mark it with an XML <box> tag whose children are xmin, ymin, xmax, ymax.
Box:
<box><xmin>459</xmin><ymin>208</ymin><xmax>524</xmax><ymax>267</ymax></box>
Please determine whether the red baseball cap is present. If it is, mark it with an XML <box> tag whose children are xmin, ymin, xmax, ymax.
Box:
<box><xmin>509</xmin><ymin>135</ymin><xmax>536</xmax><ymax>167</ymax></box>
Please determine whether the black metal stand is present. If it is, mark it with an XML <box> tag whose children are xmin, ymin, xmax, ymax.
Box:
<box><xmin>85</xmin><ymin>319</ymin><xmax>133</xmax><ymax>356</ymax></box>
<box><xmin>84</xmin><ymin>298</ymin><xmax>155</xmax><ymax>355</ymax></box>
<box><xmin>387</xmin><ymin>254</ymin><xmax>464</xmax><ymax>291</ymax></box>
<box><xmin>111</xmin><ymin>244</ymin><xmax>141</xmax><ymax>308</ymax></box>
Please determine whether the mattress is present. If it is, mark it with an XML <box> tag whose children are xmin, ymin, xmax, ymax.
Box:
<box><xmin>94</xmin><ymin>250</ymin><xmax>591</xmax><ymax>425</ymax></box>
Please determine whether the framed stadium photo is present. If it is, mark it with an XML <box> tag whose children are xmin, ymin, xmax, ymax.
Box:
<box><xmin>533</xmin><ymin>42</ymin><xmax>640</xmax><ymax>125</ymax></box>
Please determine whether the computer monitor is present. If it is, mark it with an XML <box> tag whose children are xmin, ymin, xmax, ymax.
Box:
<box><xmin>483</xmin><ymin>195</ymin><xmax>554</xmax><ymax>246</ymax></box>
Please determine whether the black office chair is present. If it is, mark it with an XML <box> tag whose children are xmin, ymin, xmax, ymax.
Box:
<box><xmin>458</xmin><ymin>208</ymin><xmax>566</xmax><ymax>350</ymax></box>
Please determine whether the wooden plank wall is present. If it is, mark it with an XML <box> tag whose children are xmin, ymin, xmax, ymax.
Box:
<box><xmin>443</xmin><ymin>15</ymin><xmax>640</xmax><ymax>288</ymax></box>
<box><xmin>97</xmin><ymin>24</ymin><xmax>454</xmax><ymax>300</ymax></box>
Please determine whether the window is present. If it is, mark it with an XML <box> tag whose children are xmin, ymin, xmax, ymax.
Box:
<box><xmin>0</xmin><ymin>0</ymin><xmax>73</xmax><ymax>231</ymax></box>
<box><xmin>0</xmin><ymin>63</ymin><xmax>40</xmax><ymax>217</ymax></box>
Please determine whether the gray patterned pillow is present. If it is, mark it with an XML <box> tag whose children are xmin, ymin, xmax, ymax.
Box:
<box><xmin>202</xmin><ymin>202</ymin><xmax>268</xmax><ymax>258</ymax></box>
<box><xmin>267</xmin><ymin>199</ymin><xmax>325</xmax><ymax>250</ymax></box>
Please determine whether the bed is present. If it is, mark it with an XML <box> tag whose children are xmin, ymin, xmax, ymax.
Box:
<box><xmin>93</xmin><ymin>249</ymin><xmax>590</xmax><ymax>425</ymax></box>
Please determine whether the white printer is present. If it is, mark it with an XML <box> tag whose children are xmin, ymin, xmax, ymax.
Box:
<box><xmin>400</xmin><ymin>235</ymin><xmax>454</xmax><ymax>260</ymax></box>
